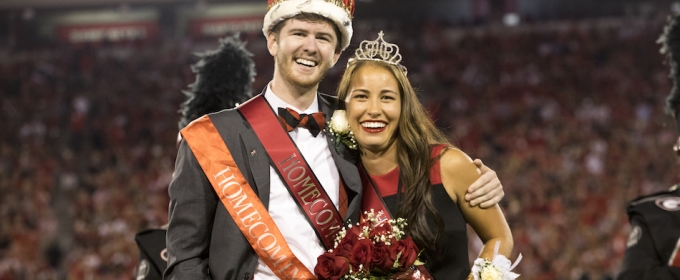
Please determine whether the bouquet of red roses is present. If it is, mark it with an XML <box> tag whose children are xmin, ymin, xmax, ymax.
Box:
<box><xmin>314</xmin><ymin>210</ymin><xmax>431</xmax><ymax>280</ymax></box>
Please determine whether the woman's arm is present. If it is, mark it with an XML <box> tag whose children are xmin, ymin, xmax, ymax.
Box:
<box><xmin>438</xmin><ymin>148</ymin><xmax>514</xmax><ymax>260</ymax></box>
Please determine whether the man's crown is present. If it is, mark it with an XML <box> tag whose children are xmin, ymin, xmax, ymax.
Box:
<box><xmin>267</xmin><ymin>0</ymin><xmax>354</xmax><ymax>18</ymax></box>
<box><xmin>263</xmin><ymin>0</ymin><xmax>355</xmax><ymax>50</ymax></box>
<box><xmin>350</xmin><ymin>31</ymin><xmax>407</xmax><ymax>73</ymax></box>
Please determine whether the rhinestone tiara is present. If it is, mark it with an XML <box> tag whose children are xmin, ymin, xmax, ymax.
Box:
<box><xmin>349</xmin><ymin>31</ymin><xmax>407</xmax><ymax>73</ymax></box>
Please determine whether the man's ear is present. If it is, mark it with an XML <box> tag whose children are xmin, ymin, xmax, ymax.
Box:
<box><xmin>331</xmin><ymin>51</ymin><xmax>341</xmax><ymax>67</ymax></box>
<box><xmin>266</xmin><ymin>32</ymin><xmax>278</xmax><ymax>57</ymax></box>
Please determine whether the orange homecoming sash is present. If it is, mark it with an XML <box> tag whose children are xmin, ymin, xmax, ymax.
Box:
<box><xmin>181</xmin><ymin>116</ymin><xmax>315</xmax><ymax>280</ymax></box>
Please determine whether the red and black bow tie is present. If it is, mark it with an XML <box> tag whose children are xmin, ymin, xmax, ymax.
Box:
<box><xmin>277</xmin><ymin>107</ymin><xmax>326</xmax><ymax>137</ymax></box>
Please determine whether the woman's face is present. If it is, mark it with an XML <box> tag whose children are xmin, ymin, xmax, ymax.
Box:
<box><xmin>345</xmin><ymin>64</ymin><xmax>401</xmax><ymax>153</ymax></box>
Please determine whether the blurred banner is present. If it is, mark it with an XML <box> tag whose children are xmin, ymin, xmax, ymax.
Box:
<box><xmin>188</xmin><ymin>15</ymin><xmax>262</xmax><ymax>37</ymax></box>
<box><xmin>56</xmin><ymin>21</ymin><xmax>158</xmax><ymax>43</ymax></box>
<box><xmin>177</xmin><ymin>3</ymin><xmax>266</xmax><ymax>38</ymax></box>
<box><xmin>45</xmin><ymin>8</ymin><xmax>158</xmax><ymax>43</ymax></box>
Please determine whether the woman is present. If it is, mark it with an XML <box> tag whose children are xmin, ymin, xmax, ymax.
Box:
<box><xmin>335</xmin><ymin>32</ymin><xmax>515</xmax><ymax>279</ymax></box>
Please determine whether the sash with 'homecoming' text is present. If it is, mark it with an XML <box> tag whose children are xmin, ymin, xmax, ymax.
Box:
<box><xmin>238</xmin><ymin>95</ymin><xmax>344</xmax><ymax>250</ymax></box>
<box><xmin>181</xmin><ymin>116</ymin><xmax>314</xmax><ymax>279</ymax></box>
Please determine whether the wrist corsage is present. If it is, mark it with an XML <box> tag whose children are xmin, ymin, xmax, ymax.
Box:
<box><xmin>327</xmin><ymin>110</ymin><xmax>357</xmax><ymax>152</ymax></box>
<box><xmin>471</xmin><ymin>241</ymin><xmax>522</xmax><ymax>280</ymax></box>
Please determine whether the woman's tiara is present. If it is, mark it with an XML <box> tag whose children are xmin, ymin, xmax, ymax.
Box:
<box><xmin>348</xmin><ymin>31</ymin><xmax>407</xmax><ymax>74</ymax></box>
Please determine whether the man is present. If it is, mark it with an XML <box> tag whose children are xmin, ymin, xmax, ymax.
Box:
<box><xmin>134</xmin><ymin>33</ymin><xmax>256</xmax><ymax>280</ymax></box>
<box><xmin>618</xmin><ymin>14</ymin><xmax>680</xmax><ymax>279</ymax></box>
<box><xmin>165</xmin><ymin>1</ymin><xmax>505</xmax><ymax>279</ymax></box>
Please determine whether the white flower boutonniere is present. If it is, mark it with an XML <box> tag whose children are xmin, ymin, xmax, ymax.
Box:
<box><xmin>327</xmin><ymin>110</ymin><xmax>357</xmax><ymax>152</ymax></box>
<box><xmin>471</xmin><ymin>241</ymin><xmax>522</xmax><ymax>280</ymax></box>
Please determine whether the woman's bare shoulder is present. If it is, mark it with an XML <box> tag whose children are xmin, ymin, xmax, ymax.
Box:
<box><xmin>439</xmin><ymin>148</ymin><xmax>481</xmax><ymax>198</ymax></box>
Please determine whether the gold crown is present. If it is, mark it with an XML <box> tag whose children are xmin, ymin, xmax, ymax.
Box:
<box><xmin>350</xmin><ymin>31</ymin><xmax>407</xmax><ymax>73</ymax></box>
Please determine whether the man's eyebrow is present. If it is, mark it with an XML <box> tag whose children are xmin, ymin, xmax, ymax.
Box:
<box><xmin>316</xmin><ymin>31</ymin><xmax>334</xmax><ymax>38</ymax></box>
<box><xmin>285</xmin><ymin>28</ymin><xmax>308</xmax><ymax>35</ymax></box>
<box><xmin>320</xmin><ymin>32</ymin><xmax>338</xmax><ymax>43</ymax></box>
<box><xmin>288</xmin><ymin>28</ymin><xmax>331</xmax><ymax>36</ymax></box>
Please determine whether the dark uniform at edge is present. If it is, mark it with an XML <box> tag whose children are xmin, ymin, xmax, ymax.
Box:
<box><xmin>618</xmin><ymin>185</ymin><xmax>680</xmax><ymax>279</ymax></box>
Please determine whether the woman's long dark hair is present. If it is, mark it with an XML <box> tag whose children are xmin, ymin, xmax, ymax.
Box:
<box><xmin>337</xmin><ymin>60</ymin><xmax>452</xmax><ymax>257</ymax></box>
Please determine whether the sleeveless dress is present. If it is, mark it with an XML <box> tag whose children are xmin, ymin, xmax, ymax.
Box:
<box><xmin>365</xmin><ymin>145</ymin><xmax>470</xmax><ymax>279</ymax></box>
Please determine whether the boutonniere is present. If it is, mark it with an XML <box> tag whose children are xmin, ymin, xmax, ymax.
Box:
<box><xmin>327</xmin><ymin>110</ymin><xmax>358</xmax><ymax>152</ymax></box>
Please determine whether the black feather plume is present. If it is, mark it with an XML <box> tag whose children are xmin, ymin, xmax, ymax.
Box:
<box><xmin>178</xmin><ymin>33</ymin><xmax>256</xmax><ymax>129</ymax></box>
<box><xmin>660</xmin><ymin>15</ymin><xmax>680</xmax><ymax>117</ymax></box>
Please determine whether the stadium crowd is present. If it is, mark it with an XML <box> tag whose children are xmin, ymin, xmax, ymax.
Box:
<box><xmin>0</xmin><ymin>12</ymin><xmax>675</xmax><ymax>280</ymax></box>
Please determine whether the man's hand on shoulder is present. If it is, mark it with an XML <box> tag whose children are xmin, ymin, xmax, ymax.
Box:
<box><xmin>466</xmin><ymin>159</ymin><xmax>504</xmax><ymax>208</ymax></box>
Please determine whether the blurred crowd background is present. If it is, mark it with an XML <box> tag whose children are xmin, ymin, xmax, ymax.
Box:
<box><xmin>1</xmin><ymin>0</ymin><xmax>679</xmax><ymax>279</ymax></box>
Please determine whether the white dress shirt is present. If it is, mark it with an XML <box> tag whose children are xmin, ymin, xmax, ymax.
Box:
<box><xmin>254</xmin><ymin>85</ymin><xmax>341</xmax><ymax>279</ymax></box>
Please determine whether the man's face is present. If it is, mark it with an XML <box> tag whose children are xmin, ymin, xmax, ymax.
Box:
<box><xmin>267</xmin><ymin>18</ymin><xmax>341</xmax><ymax>89</ymax></box>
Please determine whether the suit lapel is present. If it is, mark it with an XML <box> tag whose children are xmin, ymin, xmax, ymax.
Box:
<box><xmin>240</xmin><ymin>133</ymin><xmax>272</xmax><ymax>208</ymax></box>
<box><xmin>211</xmin><ymin>92</ymin><xmax>272</xmax><ymax>208</ymax></box>
<box><xmin>319</xmin><ymin>94</ymin><xmax>362</xmax><ymax>222</ymax></box>
<box><xmin>242</xmin><ymin>92</ymin><xmax>273</xmax><ymax>208</ymax></box>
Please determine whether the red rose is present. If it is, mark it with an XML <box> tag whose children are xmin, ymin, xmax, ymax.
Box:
<box><xmin>315</xmin><ymin>252</ymin><xmax>350</xmax><ymax>280</ymax></box>
<box><xmin>388</xmin><ymin>241</ymin><xmax>404</xmax><ymax>267</ymax></box>
<box><xmin>368</xmin><ymin>222</ymin><xmax>393</xmax><ymax>245</ymax></box>
<box><xmin>349</xmin><ymin>239</ymin><xmax>373</xmax><ymax>271</ymax></box>
<box><xmin>390</xmin><ymin>236</ymin><xmax>420</xmax><ymax>268</ymax></box>
<box><xmin>371</xmin><ymin>243</ymin><xmax>394</xmax><ymax>271</ymax></box>
<box><xmin>334</xmin><ymin>235</ymin><xmax>355</xmax><ymax>258</ymax></box>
